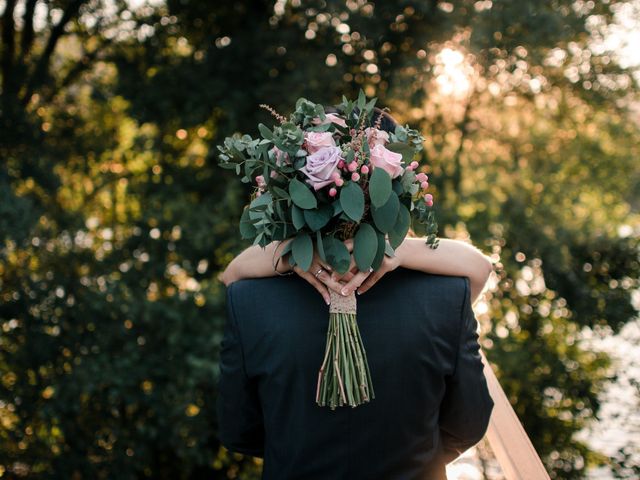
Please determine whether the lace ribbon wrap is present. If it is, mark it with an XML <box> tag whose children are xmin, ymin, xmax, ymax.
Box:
<box><xmin>329</xmin><ymin>290</ymin><xmax>357</xmax><ymax>314</ymax></box>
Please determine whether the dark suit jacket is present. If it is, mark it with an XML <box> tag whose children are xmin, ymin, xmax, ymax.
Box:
<box><xmin>217</xmin><ymin>267</ymin><xmax>494</xmax><ymax>480</ymax></box>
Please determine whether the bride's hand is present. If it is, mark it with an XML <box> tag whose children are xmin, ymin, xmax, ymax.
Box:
<box><xmin>286</xmin><ymin>250</ymin><xmax>347</xmax><ymax>305</ymax></box>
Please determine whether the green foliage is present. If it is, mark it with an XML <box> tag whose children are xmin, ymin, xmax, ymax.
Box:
<box><xmin>353</xmin><ymin>223</ymin><xmax>378</xmax><ymax>272</ymax></box>
<box><xmin>339</xmin><ymin>181</ymin><xmax>365</xmax><ymax>223</ymax></box>
<box><xmin>0</xmin><ymin>0</ymin><xmax>639</xmax><ymax>478</ymax></box>
<box><xmin>369</xmin><ymin>168</ymin><xmax>392</xmax><ymax>208</ymax></box>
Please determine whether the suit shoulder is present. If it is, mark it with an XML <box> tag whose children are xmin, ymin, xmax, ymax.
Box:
<box><xmin>395</xmin><ymin>269</ymin><xmax>468</xmax><ymax>297</ymax></box>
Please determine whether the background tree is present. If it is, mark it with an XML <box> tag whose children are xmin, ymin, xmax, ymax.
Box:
<box><xmin>1</xmin><ymin>0</ymin><xmax>639</xmax><ymax>478</ymax></box>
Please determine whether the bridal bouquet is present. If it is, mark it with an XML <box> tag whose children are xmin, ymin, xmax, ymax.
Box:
<box><xmin>218</xmin><ymin>91</ymin><xmax>439</xmax><ymax>409</ymax></box>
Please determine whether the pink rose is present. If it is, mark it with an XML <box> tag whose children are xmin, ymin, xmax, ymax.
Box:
<box><xmin>369</xmin><ymin>144</ymin><xmax>404</xmax><ymax>178</ymax></box>
<box><xmin>365</xmin><ymin>127</ymin><xmax>389</xmax><ymax>148</ymax></box>
<box><xmin>312</xmin><ymin>113</ymin><xmax>348</xmax><ymax>129</ymax></box>
<box><xmin>304</xmin><ymin>131</ymin><xmax>336</xmax><ymax>154</ymax></box>
<box><xmin>300</xmin><ymin>146</ymin><xmax>344</xmax><ymax>190</ymax></box>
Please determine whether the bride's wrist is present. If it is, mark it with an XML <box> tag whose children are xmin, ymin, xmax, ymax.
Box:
<box><xmin>393</xmin><ymin>239</ymin><xmax>409</xmax><ymax>267</ymax></box>
<box><xmin>273</xmin><ymin>240</ymin><xmax>293</xmax><ymax>274</ymax></box>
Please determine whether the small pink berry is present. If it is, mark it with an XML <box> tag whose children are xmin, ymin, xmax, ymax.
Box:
<box><xmin>270</xmin><ymin>170</ymin><xmax>278</xmax><ymax>179</ymax></box>
<box><xmin>335</xmin><ymin>178</ymin><xmax>344</xmax><ymax>187</ymax></box>
<box><xmin>360</xmin><ymin>165</ymin><xmax>370</xmax><ymax>174</ymax></box>
<box><xmin>351</xmin><ymin>172</ymin><xmax>360</xmax><ymax>182</ymax></box>
<box><xmin>329</xmin><ymin>187</ymin><xmax>338</xmax><ymax>197</ymax></box>
<box><xmin>255</xmin><ymin>175</ymin><xmax>266</xmax><ymax>187</ymax></box>
<box><xmin>421</xmin><ymin>181</ymin><xmax>429</xmax><ymax>190</ymax></box>
<box><xmin>424</xmin><ymin>193</ymin><xmax>433</xmax><ymax>206</ymax></box>
<box><xmin>348</xmin><ymin>162</ymin><xmax>358</xmax><ymax>172</ymax></box>
<box><xmin>416</xmin><ymin>172</ymin><xmax>428</xmax><ymax>183</ymax></box>
<box><xmin>338</xmin><ymin>160</ymin><xmax>346</xmax><ymax>169</ymax></box>
<box><xmin>405</xmin><ymin>164</ymin><xmax>414</xmax><ymax>171</ymax></box>
<box><xmin>332</xmin><ymin>171</ymin><xmax>342</xmax><ymax>181</ymax></box>
<box><xmin>410</xmin><ymin>161</ymin><xmax>419</xmax><ymax>170</ymax></box>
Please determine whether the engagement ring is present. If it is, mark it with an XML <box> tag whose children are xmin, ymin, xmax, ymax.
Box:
<box><xmin>315</xmin><ymin>268</ymin><xmax>324</xmax><ymax>278</ymax></box>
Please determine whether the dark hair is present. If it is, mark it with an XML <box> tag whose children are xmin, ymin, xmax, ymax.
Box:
<box><xmin>325</xmin><ymin>105</ymin><xmax>399</xmax><ymax>134</ymax></box>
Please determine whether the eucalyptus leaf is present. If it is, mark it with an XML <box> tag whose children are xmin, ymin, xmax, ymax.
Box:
<box><xmin>272</xmin><ymin>186</ymin><xmax>290</xmax><ymax>199</ymax></box>
<box><xmin>389</xmin><ymin>203</ymin><xmax>411</xmax><ymax>249</ymax></box>
<box><xmin>323</xmin><ymin>236</ymin><xmax>351</xmax><ymax>274</ymax></box>
<box><xmin>371</xmin><ymin>193</ymin><xmax>400</xmax><ymax>233</ymax></box>
<box><xmin>354</xmin><ymin>223</ymin><xmax>378</xmax><ymax>271</ymax></box>
<box><xmin>303</xmin><ymin>203</ymin><xmax>333</xmax><ymax>231</ymax></box>
<box><xmin>369</xmin><ymin>168</ymin><xmax>392</xmax><ymax>208</ymax></box>
<box><xmin>239</xmin><ymin>207</ymin><xmax>256</xmax><ymax>240</ymax></box>
<box><xmin>291</xmin><ymin>232</ymin><xmax>313</xmax><ymax>272</ymax></box>
<box><xmin>371</xmin><ymin>231</ymin><xmax>386</xmax><ymax>270</ymax></box>
<box><xmin>316</xmin><ymin>231</ymin><xmax>326</xmax><ymax>262</ymax></box>
<box><xmin>384</xmin><ymin>242</ymin><xmax>396</xmax><ymax>257</ymax></box>
<box><xmin>291</xmin><ymin>204</ymin><xmax>306</xmax><ymax>230</ymax></box>
<box><xmin>289</xmin><ymin>177</ymin><xmax>317</xmax><ymax>209</ymax></box>
<box><xmin>339</xmin><ymin>181</ymin><xmax>365</xmax><ymax>222</ymax></box>
<box><xmin>386</xmin><ymin>142</ymin><xmax>415</xmax><ymax>164</ymax></box>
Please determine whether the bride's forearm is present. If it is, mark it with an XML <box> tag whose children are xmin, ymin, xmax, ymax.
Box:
<box><xmin>395</xmin><ymin>238</ymin><xmax>493</xmax><ymax>303</ymax></box>
<box><xmin>219</xmin><ymin>241</ymin><xmax>291</xmax><ymax>286</ymax></box>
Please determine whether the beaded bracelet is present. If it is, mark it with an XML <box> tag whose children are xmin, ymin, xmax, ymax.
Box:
<box><xmin>273</xmin><ymin>241</ymin><xmax>295</xmax><ymax>276</ymax></box>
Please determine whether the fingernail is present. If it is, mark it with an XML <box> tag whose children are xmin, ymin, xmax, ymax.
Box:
<box><xmin>356</xmin><ymin>289</ymin><xmax>361</xmax><ymax>295</ymax></box>
<box><xmin>341</xmin><ymin>288</ymin><xmax>349</xmax><ymax>296</ymax></box>
<box><xmin>325</xmin><ymin>296</ymin><xmax>330</xmax><ymax>305</ymax></box>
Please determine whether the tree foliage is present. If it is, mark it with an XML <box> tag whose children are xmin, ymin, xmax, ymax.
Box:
<box><xmin>1</xmin><ymin>0</ymin><xmax>639</xmax><ymax>478</ymax></box>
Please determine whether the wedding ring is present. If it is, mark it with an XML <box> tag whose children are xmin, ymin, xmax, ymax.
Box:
<box><xmin>368</xmin><ymin>267</ymin><xmax>374</xmax><ymax>273</ymax></box>
<box><xmin>315</xmin><ymin>268</ymin><xmax>324</xmax><ymax>278</ymax></box>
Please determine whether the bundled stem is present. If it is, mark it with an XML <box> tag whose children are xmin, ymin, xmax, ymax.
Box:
<box><xmin>316</xmin><ymin>291</ymin><xmax>375</xmax><ymax>409</ymax></box>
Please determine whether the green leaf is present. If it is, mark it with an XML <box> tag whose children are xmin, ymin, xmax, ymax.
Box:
<box><xmin>369</xmin><ymin>168</ymin><xmax>392</xmax><ymax>208</ymax></box>
<box><xmin>280</xmin><ymin>239</ymin><xmax>293</xmax><ymax>257</ymax></box>
<box><xmin>339</xmin><ymin>181</ymin><xmax>365</xmax><ymax>222</ymax></box>
<box><xmin>258</xmin><ymin>123</ymin><xmax>274</xmax><ymax>141</ymax></box>
<box><xmin>323</xmin><ymin>236</ymin><xmax>351</xmax><ymax>274</ymax></box>
<box><xmin>291</xmin><ymin>204</ymin><xmax>306</xmax><ymax>230</ymax></box>
<box><xmin>386</xmin><ymin>142</ymin><xmax>415</xmax><ymax>164</ymax></box>
<box><xmin>316</xmin><ymin>231</ymin><xmax>326</xmax><ymax>262</ymax></box>
<box><xmin>272</xmin><ymin>186</ymin><xmax>290</xmax><ymax>199</ymax></box>
<box><xmin>291</xmin><ymin>232</ymin><xmax>313</xmax><ymax>272</ymax></box>
<box><xmin>389</xmin><ymin>203</ymin><xmax>411</xmax><ymax>248</ymax></box>
<box><xmin>289</xmin><ymin>177</ymin><xmax>317</xmax><ymax>209</ymax></box>
<box><xmin>307</xmin><ymin>122</ymin><xmax>332</xmax><ymax>133</ymax></box>
<box><xmin>392</xmin><ymin>179</ymin><xmax>404</xmax><ymax>196</ymax></box>
<box><xmin>357</xmin><ymin>89</ymin><xmax>367</xmax><ymax>111</ymax></box>
<box><xmin>303</xmin><ymin>203</ymin><xmax>333</xmax><ymax>231</ymax></box>
<box><xmin>371</xmin><ymin>193</ymin><xmax>400</xmax><ymax>233</ymax></box>
<box><xmin>239</xmin><ymin>207</ymin><xmax>256</xmax><ymax>240</ymax></box>
<box><xmin>384</xmin><ymin>242</ymin><xmax>396</xmax><ymax>257</ymax></box>
<box><xmin>248</xmin><ymin>192</ymin><xmax>272</xmax><ymax>220</ymax></box>
<box><xmin>354</xmin><ymin>223</ymin><xmax>378</xmax><ymax>271</ymax></box>
<box><xmin>371</xmin><ymin>231</ymin><xmax>386</xmax><ymax>270</ymax></box>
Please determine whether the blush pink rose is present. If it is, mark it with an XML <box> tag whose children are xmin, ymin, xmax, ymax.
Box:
<box><xmin>300</xmin><ymin>146</ymin><xmax>344</xmax><ymax>190</ymax></box>
<box><xmin>304</xmin><ymin>131</ymin><xmax>336</xmax><ymax>154</ymax></box>
<box><xmin>365</xmin><ymin>127</ymin><xmax>389</xmax><ymax>148</ymax></box>
<box><xmin>312</xmin><ymin>113</ymin><xmax>348</xmax><ymax>129</ymax></box>
<box><xmin>369</xmin><ymin>144</ymin><xmax>404</xmax><ymax>178</ymax></box>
